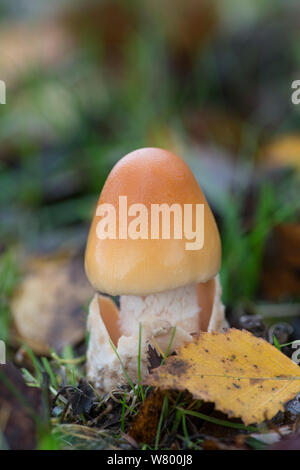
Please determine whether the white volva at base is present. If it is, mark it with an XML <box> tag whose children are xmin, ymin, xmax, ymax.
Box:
<box><xmin>86</xmin><ymin>275</ymin><xmax>227</xmax><ymax>391</ymax></box>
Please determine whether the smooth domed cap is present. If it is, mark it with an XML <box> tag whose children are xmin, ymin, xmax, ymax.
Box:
<box><xmin>85</xmin><ymin>148</ymin><xmax>221</xmax><ymax>295</ymax></box>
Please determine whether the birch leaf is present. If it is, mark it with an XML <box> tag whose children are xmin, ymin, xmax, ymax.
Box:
<box><xmin>146</xmin><ymin>329</ymin><xmax>300</xmax><ymax>425</ymax></box>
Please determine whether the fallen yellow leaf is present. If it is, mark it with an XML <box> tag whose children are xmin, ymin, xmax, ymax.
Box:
<box><xmin>259</xmin><ymin>134</ymin><xmax>300</xmax><ymax>172</ymax></box>
<box><xmin>146</xmin><ymin>329</ymin><xmax>300</xmax><ymax>425</ymax></box>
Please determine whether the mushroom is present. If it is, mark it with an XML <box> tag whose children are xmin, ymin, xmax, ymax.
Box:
<box><xmin>85</xmin><ymin>148</ymin><xmax>227</xmax><ymax>391</ymax></box>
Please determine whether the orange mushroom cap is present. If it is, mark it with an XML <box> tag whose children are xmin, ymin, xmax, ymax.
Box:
<box><xmin>85</xmin><ymin>147</ymin><xmax>221</xmax><ymax>295</ymax></box>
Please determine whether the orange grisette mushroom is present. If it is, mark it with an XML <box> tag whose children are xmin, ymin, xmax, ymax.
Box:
<box><xmin>85</xmin><ymin>148</ymin><xmax>227</xmax><ymax>390</ymax></box>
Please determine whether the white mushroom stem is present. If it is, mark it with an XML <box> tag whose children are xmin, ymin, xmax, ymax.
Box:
<box><xmin>86</xmin><ymin>275</ymin><xmax>227</xmax><ymax>391</ymax></box>
<box><xmin>86</xmin><ymin>294</ymin><xmax>193</xmax><ymax>391</ymax></box>
<box><xmin>119</xmin><ymin>275</ymin><xmax>227</xmax><ymax>337</ymax></box>
<box><xmin>118</xmin><ymin>284</ymin><xmax>200</xmax><ymax>338</ymax></box>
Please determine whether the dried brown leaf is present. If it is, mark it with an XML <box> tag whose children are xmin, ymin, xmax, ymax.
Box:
<box><xmin>11</xmin><ymin>252</ymin><xmax>93</xmax><ymax>354</ymax></box>
<box><xmin>128</xmin><ymin>389</ymin><xmax>165</xmax><ymax>445</ymax></box>
<box><xmin>0</xmin><ymin>362</ymin><xmax>42</xmax><ymax>450</ymax></box>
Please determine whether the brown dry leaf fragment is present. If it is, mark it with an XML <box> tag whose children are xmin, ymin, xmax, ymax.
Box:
<box><xmin>185</xmin><ymin>108</ymin><xmax>244</xmax><ymax>154</ymax></box>
<box><xmin>146</xmin><ymin>329</ymin><xmax>300</xmax><ymax>425</ymax></box>
<box><xmin>11</xmin><ymin>251</ymin><xmax>93</xmax><ymax>354</ymax></box>
<box><xmin>128</xmin><ymin>389</ymin><xmax>165</xmax><ymax>445</ymax></box>
<box><xmin>261</xmin><ymin>222</ymin><xmax>300</xmax><ymax>300</ymax></box>
<box><xmin>0</xmin><ymin>362</ymin><xmax>42</xmax><ymax>450</ymax></box>
<box><xmin>147</xmin><ymin>344</ymin><xmax>163</xmax><ymax>373</ymax></box>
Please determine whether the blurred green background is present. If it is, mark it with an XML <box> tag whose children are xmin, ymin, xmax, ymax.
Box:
<box><xmin>0</xmin><ymin>0</ymin><xmax>299</xmax><ymax>326</ymax></box>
